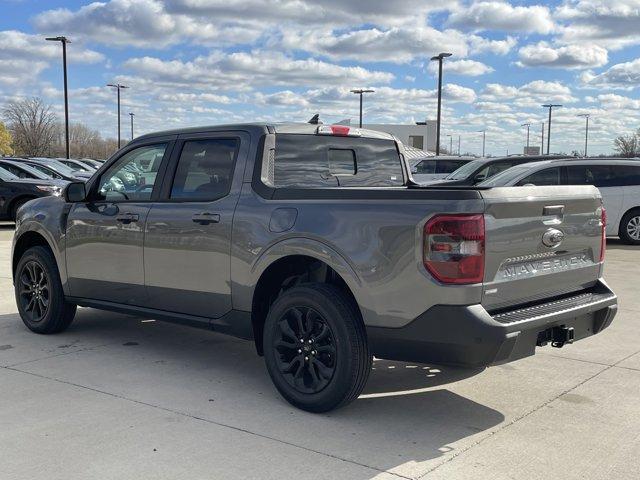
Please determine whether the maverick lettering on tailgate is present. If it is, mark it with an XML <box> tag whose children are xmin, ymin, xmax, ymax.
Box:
<box><xmin>500</xmin><ymin>253</ymin><xmax>591</xmax><ymax>281</ymax></box>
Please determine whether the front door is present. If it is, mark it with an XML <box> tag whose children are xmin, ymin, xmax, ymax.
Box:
<box><xmin>144</xmin><ymin>133</ymin><xmax>247</xmax><ymax>319</ymax></box>
<box><xmin>66</xmin><ymin>142</ymin><xmax>171</xmax><ymax>304</ymax></box>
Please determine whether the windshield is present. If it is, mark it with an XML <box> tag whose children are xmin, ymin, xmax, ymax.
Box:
<box><xmin>0</xmin><ymin>166</ymin><xmax>19</xmax><ymax>180</ymax></box>
<box><xmin>446</xmin><ymin>159</ymin><xmax>486</xmax><ymax>180</ymax></box>
<box><xmin>39</xmin><ymin>161</ymin><xmax>77</xmax><ymax>176</ymax></box>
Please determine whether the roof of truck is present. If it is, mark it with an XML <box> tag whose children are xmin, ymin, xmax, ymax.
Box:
<box><xmin>134</xmin><ymin>123</ymin><xmax>396</xmax><ymax>142</ymax></box>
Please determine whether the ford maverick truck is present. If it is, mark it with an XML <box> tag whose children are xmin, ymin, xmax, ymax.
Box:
<box><xmin>12</xmin><ymin>123</ymin><xmax>617</xmax><ymax>412</ymax></box>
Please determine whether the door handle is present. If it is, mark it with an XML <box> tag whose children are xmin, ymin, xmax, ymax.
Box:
<box><xmin>192</xmin><ymin>212</ymin><xmax>220</xmax><ymax>225</ymax></box>
<box><xmin>116</xmin><ymin>213</ymin><xmax>139</xmax><ymax>224</ymax></box>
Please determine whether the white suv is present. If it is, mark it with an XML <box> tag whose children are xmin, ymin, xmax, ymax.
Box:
<box><xmin>481</xmin><ymin>158</ymin><xmax>640</xmax><ymax>245</ymax></box>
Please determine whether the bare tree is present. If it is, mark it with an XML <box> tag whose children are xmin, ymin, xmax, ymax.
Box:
<box><xmin>614</xmin><ymin>129</ymin><xmax>640</xmax><ymax>158</ymax></box>
<box><xmin>2</xmin><ymin>97</ymin><xmax>58</xmax><ymax>156</ymax></box>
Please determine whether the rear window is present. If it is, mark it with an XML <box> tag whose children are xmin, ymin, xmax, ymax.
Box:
<box><xmin>273</xmin><ymin>134</ymin><xmax>403</xmax><ymax>187</ymax></box>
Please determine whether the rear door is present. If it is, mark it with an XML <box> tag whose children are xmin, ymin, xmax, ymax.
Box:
<box><xmin>66</xmin><ymin>140</ymin><xmax>173</xmax><ymax>304</ymax></box>
<box><xmin>566</xmin><ymin>164</ymin><xmax>624</xmax><ymax>235</ymax></box>
<box><xmin>143</xmin><ymin>132</ymin><xmax>249</xmax><ymax>320</ymax></box>
<box><xmin>481</xmin><ymin>186</ymin><xmax>603</xmax><ymax>311</ymax></box>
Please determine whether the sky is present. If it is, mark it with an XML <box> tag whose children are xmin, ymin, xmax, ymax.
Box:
<box><xmin>0</xmin><ymin>0</ymin><xmax>639</xmax><ymax>156</ymax></box>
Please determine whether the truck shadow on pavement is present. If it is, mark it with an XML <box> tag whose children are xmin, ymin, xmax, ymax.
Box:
<box><xmin>0</xmin><ymin>308</ymin><xmax>504</xmax><ymax>475</ymax></box>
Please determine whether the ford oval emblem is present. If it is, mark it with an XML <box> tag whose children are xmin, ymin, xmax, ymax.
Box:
<box><xmin>542</xmin><ymin>228</ymin><xmax>565</xmax><ymax>248</ymax></box>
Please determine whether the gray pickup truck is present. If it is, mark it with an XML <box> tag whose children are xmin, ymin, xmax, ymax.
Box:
<box><xmin>12</xmin><ymin>123</ymin><xmax>617</xmax><ymax>412</ymax></box>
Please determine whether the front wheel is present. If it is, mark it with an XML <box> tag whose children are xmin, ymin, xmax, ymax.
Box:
<box><xmin>619</xmin><ymin>210</ymin><xmax>640</xmax><ymax>245</ymax></box>
<box><xmin>15</xmin><ymin>246</ymin><xmax>77</xmax><ymax>334</ymax></box>
<box><xmin>263</xmin><ymin>283</ymin><xmax>371</xmax><ymax>413</ymax></box>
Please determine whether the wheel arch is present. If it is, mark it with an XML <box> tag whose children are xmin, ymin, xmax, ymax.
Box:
<box><xmin>12</xmin><ymin>229</ymin><xmax>58</xmax><ymax>282</ymax></box>
<box><xmin>248</xmin><ymin>239</ymin><xmax>369</xmax><ymax>356</ymax></box>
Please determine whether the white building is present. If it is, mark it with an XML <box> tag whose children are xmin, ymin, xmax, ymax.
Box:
<box><xmin>337</xmin><ymin>119</ymin><xmax>437</xmax><ymax>153</ymax></box>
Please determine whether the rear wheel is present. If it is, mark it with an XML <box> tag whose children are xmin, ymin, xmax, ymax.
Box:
<box><xmin>263</xmin><ymin>284</ymin><xmax>371</xmax><ymax>413</ymax></box>
<box><xmin>15</xmin><ymin>246</ymin><xmax>76</xmax><ymax>334</ymax></box>
<box><xmin>619</xmin><ymin>210</ymin><xmax>640</xmax><ymax>245</ymax></box>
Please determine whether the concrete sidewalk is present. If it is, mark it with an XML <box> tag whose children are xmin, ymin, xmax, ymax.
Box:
<box><xmin>1</xmin><ymin>224</ymin><xmax>639</xmax><ymax>479</ymax></box>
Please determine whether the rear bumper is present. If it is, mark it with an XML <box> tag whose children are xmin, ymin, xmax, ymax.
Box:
<box><xmin>367</xmin><ymin>280</ymin><xmax>617</xmax><ymax>368</ymax></box>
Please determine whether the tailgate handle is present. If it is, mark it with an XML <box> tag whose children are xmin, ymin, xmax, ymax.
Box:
<box><xmin>543</xmin><ymin>205</ymin><xmax>564</xmax><ymax>216</ymax></box>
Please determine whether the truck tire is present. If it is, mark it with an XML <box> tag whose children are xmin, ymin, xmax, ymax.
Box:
<box><xmin>263</xmin><ymin>283</ymin><xmax>371</xmax><ymax>413</ymax></box>
<box><xmin>15</xmin><ymin>246</ymin><xmax>77</xmax><ymax>334</ymax></box>
<box><xmin>619</xmin><ymin>210</ymin><xmax>640</xmax><ymax>245</ymax></box>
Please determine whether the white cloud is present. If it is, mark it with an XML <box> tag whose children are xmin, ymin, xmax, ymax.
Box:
<box><xmin>556</xmin><ymin>0</ymin><xmax>640</xmax><ymax>50</ymax></box>
<box><xmin>580</xmin><ymin>58</ymin><xmax>640</xmax><ymax>90</ymax></box>
<box><xmin>481</xmin><ymin>80</ymin><xmax>577</xmax><ymax>105</ymax></box>
<box><xmin>517</xmin><ymin>42</ymin><xmax>608</xmax><ymax>69</ymax></box>
<box><xmin>428</xmin><ymin>59</ymin><xmax>494</xmax><ymax>76</ymax></box>
<box><xmin>281</xmin><ymin>26</ymin><xmax>470</xmax><ymax>64</ymax></box>
<box><xmin>0</xmin><ymin>30</ymin><xmax>103</xmax><ymax>86</ymax></box>
<box><xmin>123</xmin><ymin>51</ymin><xmax>394</xmax><ymax>90</ymax></box>
<box><xmin>468</xmin><ymin>35</ymin><xmax>517</xmax><ymax>55</ymax></box>
<box><xmin>448</xmin><ymin>1</ymin><xmax>555</xmax><ymax>34</ymax></box>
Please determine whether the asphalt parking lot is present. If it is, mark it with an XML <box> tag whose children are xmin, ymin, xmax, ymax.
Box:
<box><xmin>0</xmin><ymin>221</ymin><xmax>638</xmax><ymax>480</ymax></box>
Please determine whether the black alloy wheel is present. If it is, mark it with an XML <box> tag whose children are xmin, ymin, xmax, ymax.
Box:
<box><xmin>273</xmin><ymin>305</ymin><xmax>337</xmax><ymax>394</ymax></box>
<box><xmin>18</xmin><ymin>260</ymin><xmax>50</xmax><ymax>322</ymax></box>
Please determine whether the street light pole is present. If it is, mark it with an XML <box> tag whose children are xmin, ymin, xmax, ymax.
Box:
<box><xmin>542</xmin><ymin>104</ymin><xmax>562</xmax><ymax>155</ymax></box>
<box><xmin>430</xmin><ymin>52</ymin><xmax>452</xmax><ymax>156</ymax></box>
<box><xmin>521</xmin><ymin>123</ymin><xmax>531</xmax><ymax>151</ymax></box>
<box><xmin>458</xmin><ymin>135</ymin><xmax>461</xmax><ymax>155</ymax></box>
<box><xmin>578</xmin><ymin>114</ymin><xmax>590</xmax><ymax>156</ymax></box>
<box><xmin>541</xmin><ymin>122</ymin><xmax>545</xmax><ymax>153</ymax></box>
<box><xmin>46</xmin><ymin>36</ymin><xmax>71</xmax><ymax>159</ymax></box>
<box><xmin>129</xmin><ymin>112</ymin><xmax>135</xmax><ymax>140</ymax></box>
<box><xmin>107</xmin><ymin>83</ymin><xmax>129</xmax><ymax>148</ymax></box>
<box><xmin>350</xmin><ymin>89</ymin><xmax>374</xmax><ymax>128</ymax></box>
<box><xmin>478</xmin><ymin>130</ymin><xmax>486</xmax><ymax>157</ymax></box>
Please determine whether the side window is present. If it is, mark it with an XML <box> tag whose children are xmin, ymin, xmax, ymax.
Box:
<box><xmin>415</xmin><ymin>160</ymin><xmax>436</xmax><ymax>174</ymax></box>
<box><xmin>97</xmin><ymin>143</ymin><xmax>167</xmax><ymax>201</ymax></box>
<box><xmin>170</xmin><ymin>138</ymin><xmax>238</xmax><ymax>201</ymax></box>
<box><xmin>517</xmin><ymin>167</ymin><xmax>561</xmax><ymax>186</ymax></box>
<box><xmin>487</xmin><ymin>161</ymin><xmax>518</xmax><ymax>178</ymax></box>
<box><xmin>567</xmin><ymin>165</ymin><xmax>618</xmax><ymax>187</ymax></box>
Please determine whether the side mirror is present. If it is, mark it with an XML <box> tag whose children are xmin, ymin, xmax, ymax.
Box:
<box><xmin>411</xmin><ymin>167</ymin><xmax>417</xmax><ymax>174</ymax></box>
<box><xmin>473</xmin><ymin>174</ymin><xmax>486</xmax><ymax>184</ymax></box>
<box><xmin>64</xmin><ymin>182</ymin><xmax>87</xmax><ymax>202</ymax></box>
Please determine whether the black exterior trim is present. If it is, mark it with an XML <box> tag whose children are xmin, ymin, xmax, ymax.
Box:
<box><xmin>367</xmin><ymin>280</ymin><xmax>617</xmax><ymax>368</ymax></box>
<box><xmin>66</xmin><ymin>297</ymin><xmax>253</xmax><ymax>340</ymax></box>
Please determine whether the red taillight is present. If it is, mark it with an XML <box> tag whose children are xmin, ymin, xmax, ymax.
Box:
<box><xmin>600</xmin><ymin>206</ymin><xmax>606</xmax><ymax>263</ymax></box>
<box><xmin>423</xmin><ymin>214</ymin><xmax>485</xmax><ymax>284</ymax></box>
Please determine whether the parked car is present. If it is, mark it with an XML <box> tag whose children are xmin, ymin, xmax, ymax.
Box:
<box><xmin>0</xmin><ymin>159</ymin><xmax>59</xmax><ymax>180</ymax></box>
<box><xmin>481</xmin><ymin>158</ymin><xmax>640</xmax><ymax>244</ymax></box>
<box><xmin>56</xmin><ymin>158</ymin><xmax>97</xmax><ymax>172</ymax></box>
<box><xmin>0</xmin><ymin>166</ymin><xmax>65</xmax><ymax>220</ymax></box>
<box><xmin>19</xmin><ymin>158</ymin><xmax>92</xmax><ymax>181</ymax></box>
<box><xmin>410</xmin><ymin>155</ymin><xmax>476</xmax><ymax>183</ymax></box>
<box><xmin>12</xmin><ymin>123</ymin><xmax>617</xmax><ymax>412</ymax></box>
<box><xmin>425</xmin><ymin>155</ymin><xmax>573</xmax><ymax>186</ymax></box>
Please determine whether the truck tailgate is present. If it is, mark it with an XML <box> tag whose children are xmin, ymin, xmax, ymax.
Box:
<box><xmin>481</xmin><ymin>185</ymin><xmax>604</xmax><ymax>311</ymax></box>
